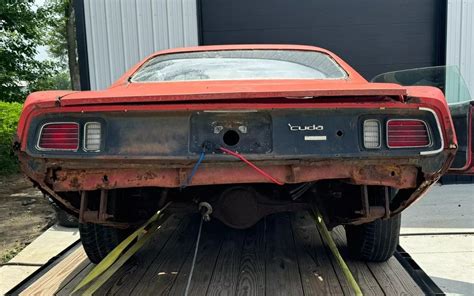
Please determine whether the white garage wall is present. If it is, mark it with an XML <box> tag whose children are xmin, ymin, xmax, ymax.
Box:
<box><xmin>447</xmin><ymin>0</ymin><xmax>474</xmax><ymax>98</ymax></box>
<box><xmin>83</xmin><ymin>0</ymin><xmax>199</xmax><ymax>90</ymax></box>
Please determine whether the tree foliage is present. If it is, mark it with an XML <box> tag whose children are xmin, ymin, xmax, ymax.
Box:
<box><xmin>0</xmin><ymin>0</ymin><xmax>60</xmax><ymax>102</ymax></box>
<box><xmin>0</xmin><ymin>101</ymin><xmax>22</xmax><ymax>173</ymax></box>
<box><xmin>43</xmin><ymin>0</ymin><xmax>69</xmax><ymax>67</ymax></box>
<box><xmin>44</xmin><ymin>0</ymin><xmax>80</xmax><ymax>90</ymax></box>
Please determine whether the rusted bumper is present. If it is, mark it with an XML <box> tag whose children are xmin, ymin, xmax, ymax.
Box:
<box><xmin>18</xmin><ymin>153</ymin><xmax>426</xmax><ymax>191</ymax></box>
<box><xmin>18</xmin><ymin>150</ymin><xmax>455</xmax><ymax>225</ymax></box>
<box><xmin>53</xmin><ymin>162</ymin><xmax>420</xmax><ymax>191</ymax></box>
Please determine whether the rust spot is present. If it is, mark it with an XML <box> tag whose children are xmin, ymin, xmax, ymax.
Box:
<box><xmin>143</xmin><ymin>171</ymin><xmax>157</xmax><ymax>180</ymax></box>
<box><xmin>69</xmin><ymin>177</ymin><xmax>80</xmax><ymax>189</ymax></box>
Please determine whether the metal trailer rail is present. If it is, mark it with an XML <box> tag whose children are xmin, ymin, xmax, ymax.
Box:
<box><xmin>7</xmin><ymin>210</ymin><xmax>444</xmax><ymax>296</ymax></box>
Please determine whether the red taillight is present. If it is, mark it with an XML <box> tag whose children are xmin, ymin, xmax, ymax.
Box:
<box><xmin>387</xmin><ymin>120</ymin><xmax>430</xmax><ymax>148</ymax></box>
<box><xmin>37</xmin><ymin>123</ymin><xmax>79</xmax><ymax>151</ymax></box>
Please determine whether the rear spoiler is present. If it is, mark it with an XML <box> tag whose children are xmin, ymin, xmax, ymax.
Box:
<box><xmin>58</xmin><ymin>81</ymin><xmax>407</xmax><ymax>106</ymax></box>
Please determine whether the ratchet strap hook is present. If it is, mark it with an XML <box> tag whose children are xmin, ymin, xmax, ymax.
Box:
<box><xmin>198</xmin><ymin>201</ymin><xmax>213</xmax><ymax>222</ymax></box>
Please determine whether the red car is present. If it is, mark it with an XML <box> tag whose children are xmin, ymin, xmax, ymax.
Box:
<box><xmin>15</xmin><ymin>45</ymin><xmax>461</xmax><ymax>263</ymax></box>
<box><xmin>373</xmin><ymin>66</ymin><xmax>474</xmax><ymax>175</ymax></box>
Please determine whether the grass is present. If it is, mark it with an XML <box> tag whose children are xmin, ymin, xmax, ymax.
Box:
<box><xmin>1</xmin><ymin>243</ymin><xmax>28</xmax><ymax>264</ymax></box>
<box><xmin>0</xmin><ymin>101</ymin><xmax>23</xmax><ymax>175</ymax></box>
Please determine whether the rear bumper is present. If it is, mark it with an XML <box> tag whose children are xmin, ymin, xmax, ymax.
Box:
<box><xmin>19</xmin><ymin>151</ymin><xmax>453</xmax><ymax>191</ymax></box>
<box><xmin>54</xmin><ymin>161</ymin><xmax>421</xmax><ymax>190</ymax></box>
<box><xmin>18</xmin><ymin>151</ymin><xmax>455</xmax><ymax>220</ymax></box>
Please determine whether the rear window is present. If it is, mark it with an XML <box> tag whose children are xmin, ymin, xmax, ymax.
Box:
<box><xmin>131</xmin><ymin>50</ymin><xmax>348</xmax><ymax>82</ymax></box>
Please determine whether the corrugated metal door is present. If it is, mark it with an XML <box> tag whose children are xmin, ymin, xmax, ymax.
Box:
<box><xmin>444</xmin><ymin>0</ymin><xmax>474</xmax><ymax>184</ymax></box>
<box><xmin>82</xmin><ymin>0</ymin><xmax>199</xmax><ymax>90</ymax></box>
<box><xmin>199</xmin><ymin>0</ymin><xmax>446</xmax><ymax>80</ymax></box>
<box><xmin>447</xmin><ymin>0</ymin><xmax>474</xmax><ymax>96</ymax></box>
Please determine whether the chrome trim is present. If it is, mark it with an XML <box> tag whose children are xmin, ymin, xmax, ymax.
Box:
<box><xmin>386</xmin><ymin>119</ymin><xmax>432</xmax><ymax>149</ymax></box>
<box><xmin>83</xmin><ymin>122</ymin><xmax>102</xmax><ymax>152</ymax></box>
<box><xmin>304</xmin><ymin>135</ymin><xmax>327</xmax><ymax>141</ymax></box>
<box><xmin>36</xmin><ymin>122</ymin><xmax>79</xmax><ymax>152</ymax></box>
<box><xmin>363</xmin><ymin>119</ymin><xmax>382</xmax><ymax>149</ymax></box>
<box><xmin>419</xmin><ymin>107</ymin><xmax>445</xmax><ymax>155</ymax></box>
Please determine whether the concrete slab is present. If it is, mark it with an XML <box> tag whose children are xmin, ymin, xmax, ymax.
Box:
<box><xmin>0</xmin><ymin>265</ymin><xmax>38</xmax><ymax>294</ymax></box>
<box><xmin>401</xmin><ymin>184</ymin><xmax>474</xmax><ymax>296</ymax></box>
<box><xmin>401</xmin><ymin>184</ymin><xmax>473</xmax><ymax>235</ymax></box>
<box><xmin>400</xmin><ymin>235</ymin><xmax>474</xmax><ymax>295</ymax></box>
<box><xmin>0</xmin><ymin>225</ymin><xmax>79</xmax><ymax>294</ymax></box>
<box><xmin>8</xmin><ymin>225</ymin><xmax>79</xmax><ymax>265</ymax></box>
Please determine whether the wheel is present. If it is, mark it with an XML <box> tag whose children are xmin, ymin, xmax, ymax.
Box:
<box><xmin>79</xmin><ymin>223</ymin><xmax>131</xmax><ymax>263</ymax></box>
<box><xmin>345</xmin><ymin>214</ymin><xmax>401</xmax><ymax>262</ymax></box>
<box><xmin>55</xmin><ymin>208</ymin><xmax>78</xmax><ymax>228</ymax></box>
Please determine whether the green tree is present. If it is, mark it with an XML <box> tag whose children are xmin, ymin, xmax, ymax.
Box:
<box><xmin>0</xmin><ymin>0</ymin><xmax>57</xmax><ymax>102</ymax></box>
<box><xmin>44</xmin><ymin>0</ymin><xmax>80</xmax><ymax>90</ymax></box>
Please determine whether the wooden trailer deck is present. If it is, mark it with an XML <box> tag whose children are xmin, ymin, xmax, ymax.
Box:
<box><xmin>13</xmin><ymin>211</ymin><xmax>430</xmax><ymax>295</ymax></box>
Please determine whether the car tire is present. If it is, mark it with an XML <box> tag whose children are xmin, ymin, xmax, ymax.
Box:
<box><xmin>55</xmin><ymin>208</ymin><xmax>79</xmax><ymax>228</ymax></box>
<box><xmin>345</xmin><ymin>214</ymin><xmax>401</xmax><ymax>262</ymax></box>
<box><xmin>79</xmin><ymin>223</ymin><xmax>130</xmax><ymax>264</ymax></box>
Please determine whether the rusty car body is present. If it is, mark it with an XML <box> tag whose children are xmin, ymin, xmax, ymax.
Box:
<box><xmin>15</xmin><ymin>45</ymin><xmax>461</xmax><ymax>262</ymax></box>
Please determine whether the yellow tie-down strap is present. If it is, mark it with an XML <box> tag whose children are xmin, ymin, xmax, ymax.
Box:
<box><xmin>72</xmin><ymin>203</ymin><xmax>171</xmax><ymax>295</ymax></box>
<box><xmin>311</xmin><ymin>208</ymin><xmax>363</xmax><ymax>296</ymax></box>
<box><xmin>72</xmin><ymin>203</ymin><xmax>361</xmax><ymax>295</ymax></box>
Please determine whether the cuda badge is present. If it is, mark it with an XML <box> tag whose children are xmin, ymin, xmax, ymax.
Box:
<box><xmin>288</xmin><ymin>123</ymin><xmax>324</xmax><ymax>131</ymax></box>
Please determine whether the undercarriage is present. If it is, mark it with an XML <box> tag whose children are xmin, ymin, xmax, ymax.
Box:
<box><xmin>40</xmin><ymin>181</ymin><xmax>412</xmax><ymax>230</ymax></box>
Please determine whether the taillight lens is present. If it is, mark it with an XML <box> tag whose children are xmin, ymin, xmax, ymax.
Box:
<box><xmin>84</xmin><ymin>122</ymin><xmax>101</xmax><ymax>151</ymax></box>
<box><xmin>37</xmin><ymin>123</ymin><xmax>79</xmax><ymax>151</ymax></box>
<box><xmin>387</xmin><ymin>120</ymin><xmax>430</xmax><ymax>148</ymax></box>
<box><xmin>363</xmin><ymin>119</ymin><xmax>381</xmax><ymax>148</ymax></box>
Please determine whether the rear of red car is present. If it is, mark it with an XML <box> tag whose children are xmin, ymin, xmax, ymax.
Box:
<box><xmin>15</xmin><ymin>45</ymin><xmax>457</xmax><ymax>263</ymax></box>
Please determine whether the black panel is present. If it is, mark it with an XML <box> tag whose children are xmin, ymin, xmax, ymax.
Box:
<box><xmin>26</xmin><ymin>109</ymin><xmax>442</xmax><ymax>160</ymax></box>
<box><xmin>190</xmin><ymin>112</ymin><xmax>272</xmax><ymax>153</ymax></box>
<box><xmin>449</xmin><ymin>102</ymin><xmax>472</xmax><ymax>169</ymax></box>
<box><xmin>199</xmin><ymin>0</ymin><xmax>446</xmax><ymax>79</ymax></box>
<box><xmin>105</xmin><ymin>113</ymin><xmax>189</xmax><ymax>156</ymax></box>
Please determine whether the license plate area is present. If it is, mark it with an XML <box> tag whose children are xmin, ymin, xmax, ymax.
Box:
<box><xmin>189</xmin><ymin>111</ymin><xmax>272</xmax><ymax>154</ymax></box>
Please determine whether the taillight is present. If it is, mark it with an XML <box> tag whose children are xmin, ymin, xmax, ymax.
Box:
<box><xmin>387</xmin><ymin>120</ymin><xmax>430</xmax><ymax>148</ymax></box>
<box><xmin>37</xmin><ymin>123</ymin><xmax>79</xmax><ymax>151</ymax></box>
<box><xmin>84</xmin><ymin>122</ymin><xmax>101</xmax><ymax>151</ymax></box>
<box><xmin>363</xmin><ymin>119</ymin><xmax>381</xmax><ymax>148</ymax></box>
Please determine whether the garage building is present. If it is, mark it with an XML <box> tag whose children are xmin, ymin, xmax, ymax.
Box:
<box><xmin>75</xmin><ymin>0</ymin><xmax>472</xmax><ymax>96</ymax></box>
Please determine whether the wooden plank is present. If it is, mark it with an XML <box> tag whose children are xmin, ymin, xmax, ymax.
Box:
<box><xmin>57</xmin><ymin>262</ymin><xmax>94</xmax><ymax>296</ymax></box>
<box><xmin>93</xmin><ymin>215</ymin><xmax>189</xmax><ymax>295</ymax></box>
<box><xmin>52</xmin><ymin>254</ymin><xmax>91</xmax><ymax>294</ymax></box>
<box><xmin>206</xmin><ymin>223</ymin><xmax>246</xmax><ymax>296</ymax></box>
<box><xmin>19</xmin><ymin>246</ymin><xmax>89</xmax><ymax>295</ymax></box>
<box><xmin>168</xmin><ymin>219</ymin><xmax>226</xmax><ymax>296</ymax></box>
<box><xmin>367</xmin><ymin>258</ymin><xmax>424</xmax><ymax>295</ymax></box>
<box><xmin>330</xmin><ymin>226</ymin><xmax>384</xmax><ymax>296</ymax></box>
<box><xmin>16</xmin><ymin>211</ymin><xmax>428</xmax><ymax>296</ymax></box>
<box><xmin>128</xmin><ymin>215</ymin><xmax>199</xmax><ymax>295</ymax></box>
<box><xmin>290</xmin><ymin>212</ymin><xmax>344</xmax><ymax>295</ymax></box>
<box><xmin>92</xmin><ymin>214</ymin><xmax>185</xmax><ymax>295</ymax></box>
<box><xmin>235</xmin><ymin>221</ymin><xmax>266</xmax><ymax>296</ymax></box>
<box><xmin>265</xmin><ymin>213</ymin><xmax>304</xmax><ymax>296</ymax></box>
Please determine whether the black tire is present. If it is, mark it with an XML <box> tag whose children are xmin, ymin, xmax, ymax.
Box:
<box><xmin>79</xmin><ymin>223</ymin><xmax>130</xmax><ymax>264</ymax></box>
<box><xmin>55</xmin><ymin>208</ymin><xmax>79</xmax><ymax>228</ymax></box>
<box><xmin>345</xmin><ymin>214</ymin><xmax>401</xmax><ymax>262</ymax></box>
